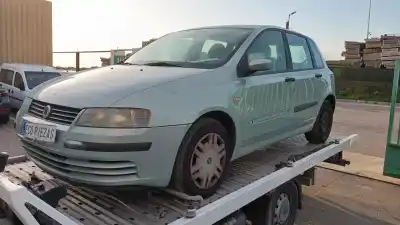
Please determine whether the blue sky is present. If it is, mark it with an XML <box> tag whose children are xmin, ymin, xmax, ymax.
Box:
<box><xmin>51</xmin><ymin>0</ymin><xmax>400</xmax><ymax>67</ymax></box>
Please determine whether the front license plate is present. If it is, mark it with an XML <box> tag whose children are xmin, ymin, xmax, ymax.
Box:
<box><xmin>21</xmin><ymin>120</ymin><xmax>57</xmax><ymax>143</ymax></box>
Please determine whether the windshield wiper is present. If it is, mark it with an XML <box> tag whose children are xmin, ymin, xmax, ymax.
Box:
<box><xmin>141</xmin><ymin>61</ymin><xmax>182</xmax><ymax>67</ymax></box>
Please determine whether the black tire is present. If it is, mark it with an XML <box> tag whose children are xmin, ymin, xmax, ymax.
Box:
<box><xmin>245</xmin><ymin>181</ymin><xmax>299</xmax><ymax>225</ymax></box>
<box><xmin>0</xmin><ymin>115</ymin><xmax>9</xmax><ymax>125</ymax></box>
<box><xmin>171</xmin><ymin>118</ymin><xmax>233</xmax><ymax>197</ymax></box>
<box><xmin>305</xmin><ymin>100</ymin><xmax>333</xmax><ymax>144</ymax></box>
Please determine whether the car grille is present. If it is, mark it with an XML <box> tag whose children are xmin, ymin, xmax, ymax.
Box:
<box><xmin>28</xmin><ymin>100</ymin><xmax>81</xmax><ymax>125</ymax></box>
<box><xmin>21</xmin><ymin>139</ymin><xmax>138</xmax><ymax>178</ymax></box>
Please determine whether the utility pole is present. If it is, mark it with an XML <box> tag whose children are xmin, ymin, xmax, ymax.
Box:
<box><xmin>285</xmin><ymin>11</ymin><xmax>297</xmax><ymax>29</ymax></box>
<box><xmin>366</xmin><ymin>0</ymin><xmax>372</xmax><ymax>39</ymax></box>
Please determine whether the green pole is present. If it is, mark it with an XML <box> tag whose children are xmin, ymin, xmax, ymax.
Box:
<box><xmin>384</xmin><ymin>59</ymin><xmax>400</xmax><ymax>178</ymax></box>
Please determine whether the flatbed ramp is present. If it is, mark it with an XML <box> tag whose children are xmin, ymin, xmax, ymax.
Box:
<box><xmin>0</xmin><ymin>134</ymin><xmax>357</xmax><ymax>225</ymax></box>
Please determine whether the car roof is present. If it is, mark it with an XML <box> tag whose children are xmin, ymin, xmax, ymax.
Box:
<box><xmin>0</xmin><ymin>63</ymin><xmax>58</xmax><ymax>73</ymax></box>
<box><xmin>178</xmin><ymin>25</ymin><xmax>311</xmax><ymax>39</ymax></box>
<box><xmin>187</xmin><ymin>24</ymin><xmax>282</xmax><ymax>30</ymax></box>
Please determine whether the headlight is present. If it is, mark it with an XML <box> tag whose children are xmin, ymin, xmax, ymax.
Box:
<box><xmin>76</xmin><ymin>108</ymin><xmax>151</xmax><ymax>128</ymax></box>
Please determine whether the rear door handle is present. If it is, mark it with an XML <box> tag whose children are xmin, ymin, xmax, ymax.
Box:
<box><xmin>285</xmin><ymin>77</ymin><xmax>296</xmax><ymax>82</ymax></box>
<box><xmin>315</xmin><ymin>73</ymin><xmax>322</xmax><ymax>78</ymax></box>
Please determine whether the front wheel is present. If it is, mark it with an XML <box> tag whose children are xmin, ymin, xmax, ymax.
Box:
<box><xmin>305</xmin><ymin>100</ymin><xmax>333</xmax><ymax>144</ymax></box>
<box><xmin>171</xmin><ymin>118</ymin><xmax>233</xmax><ymax>197</ymax></box>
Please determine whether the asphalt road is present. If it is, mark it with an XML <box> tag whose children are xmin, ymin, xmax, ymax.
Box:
<box><xmin>332</xmin><ymin>101</ymin><xmax>398</xmax><ymax>158</ymax></box>
<box><xmin>0</xmin><ymin>100</ymin><xmax>396</xmax><ymax>158</ymax></box>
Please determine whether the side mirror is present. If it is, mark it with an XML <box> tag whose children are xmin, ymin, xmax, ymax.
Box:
<box><xmin>248</xmin><ymin>59</ymin><xmax>273</xmax><ymax>73</ymax></box>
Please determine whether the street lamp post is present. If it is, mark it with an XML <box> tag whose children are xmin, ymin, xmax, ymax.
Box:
<box><xmin>366</xmin><ymin>0</ymin><xmax>372</xmax><ymax>39</ymax></box>
<box><xmin>286</xmin><ymin>11</ymin><xmax>297</xmax><ymax>29</ymax></box>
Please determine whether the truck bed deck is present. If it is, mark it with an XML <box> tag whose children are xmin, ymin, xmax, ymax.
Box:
<box><xmin>1</xmin><ymin>135</ymin><xmax>356</xmax><ymax>225</ymax></box>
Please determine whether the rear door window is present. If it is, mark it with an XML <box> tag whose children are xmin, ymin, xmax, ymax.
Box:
<box><xmin>13</xmin><ymin>72</ymin><xmax>25</xmax><ymax>91</ymax></box>
<box><xmin>0</xmin><ymin>69</ymin><xmax>14</xmax><ymax>85</ymax></box>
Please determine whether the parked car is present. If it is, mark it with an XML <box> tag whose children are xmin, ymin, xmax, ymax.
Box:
<box><xmin>15</xmin><ymin>25</ymin><xmax>335</xmax><ymax>197</ymax></box>
<box><xmin>0</xmin><ymin>85</ymin><xmax>10</xmax><ymax>124</ymax></box>
<box><xmin>0</xmin><ymin>63</ymin><xmax>62</xmax><ymax>110</ymax></box>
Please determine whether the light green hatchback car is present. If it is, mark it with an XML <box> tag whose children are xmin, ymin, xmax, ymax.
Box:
<box><xmin>16</xmin><ymin>25</ymin><xmax>335</xmax><ymax>197</ymax></box>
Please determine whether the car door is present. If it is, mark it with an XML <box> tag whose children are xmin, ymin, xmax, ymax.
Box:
<box><xmin>11</xmin><ymin>71</ymin><xmax>26</xmax><ymax>109</ymax></box>
<box><xmin>0</xmin><ymin>68</ymin><xmax>16</xmax><ymax>108</ymax></box>
<box><xmin>307</xmin><ymin>38</ymin><xmax>330</xmax><ymax>107</ymax></box>
<box><xmin>235</xmin><ymin>29</ymin><xmax>294</xmax><ymax>151</ymax></box>
<box><xmin>285</xmin><ymin>32</ymin><xmax>318</xmax><ymax>128</ymax></box>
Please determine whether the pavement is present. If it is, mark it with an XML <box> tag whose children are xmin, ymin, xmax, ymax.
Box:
<box><xmin>298</xmin><ymin>168</ymin><xmax>400</xmax><ymax>225</ymax></box>
<box><xmin>0</xmin><ymin>119</ymin><xmax>24</xmax><ymax>157</ymax></box>
<box><xmin>320</xmin><ymin>152</ymin><xmax>400</xmax><ymax>186</ymax></box>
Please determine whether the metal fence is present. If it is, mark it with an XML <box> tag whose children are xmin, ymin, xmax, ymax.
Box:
<box><xmin>53</xmin><ymin>48</ymin><xmax>139</xmax><ymax>72</ymax></box>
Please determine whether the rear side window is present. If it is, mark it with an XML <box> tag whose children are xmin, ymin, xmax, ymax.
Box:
<box><xmin>308</xmin><ymin>39</ymin><xmax>325</xmax><ymax>69</ymax></box>
<box><xmin>286</xmin><ymin>33</ymin><xmax>313</xmax><ymax>70</ymax></box>
<box><xmin>0</xmin><ymin>69</ymin><xmax>14</xmax><ymax>85</ymax></box>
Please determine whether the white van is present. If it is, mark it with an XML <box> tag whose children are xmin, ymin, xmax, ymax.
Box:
<box><xmin>0</xmin><ymin>63</ymin><xmax>61</xmax><ymax>110</ymax></box>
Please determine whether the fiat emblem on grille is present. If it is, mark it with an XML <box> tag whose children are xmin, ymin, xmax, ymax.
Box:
<box><xmin>43</xmin><ymin>105</ymin><xmax>52</xmax><ymax>119</ymax></box>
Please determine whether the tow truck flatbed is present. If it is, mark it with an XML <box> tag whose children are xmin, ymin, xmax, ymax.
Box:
<box><xmin>0</xmin><ymin>134</ymin><xmax>357</xmax><ymax>225</ymax></box>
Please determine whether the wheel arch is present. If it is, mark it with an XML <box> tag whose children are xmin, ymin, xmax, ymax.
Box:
<box><xmin>194</xmin><ymin>109</ymin><xmax>237</xmax><ymax>148</ymax></box>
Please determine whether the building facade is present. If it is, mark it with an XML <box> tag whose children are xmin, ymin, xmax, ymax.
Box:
<box><xmin>0</xmin><ymin>0</ymin><xmax>52</xmax><ymax>66</ymax></box>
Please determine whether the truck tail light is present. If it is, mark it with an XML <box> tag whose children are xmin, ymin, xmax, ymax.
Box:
<box><xmin>0</xmin><ymin>92</ymin><xmax>8</xmax><ymax>97</ymax></box>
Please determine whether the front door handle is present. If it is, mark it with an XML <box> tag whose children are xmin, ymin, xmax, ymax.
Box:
<box><xmin>315</xmin><ymin>73</ymin><xmax>322</xmax><ymax>78</ymax></box>
<box><xmin>285</xmin><ymin>77</ymin><xmax>296</xmax><ymax>82</ymax></box>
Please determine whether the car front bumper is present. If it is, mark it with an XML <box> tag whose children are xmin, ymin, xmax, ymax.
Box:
<box><xmin>15</xmin><ymin>101</ymin><xmax>191</xmax><ymax>188</ymax></box>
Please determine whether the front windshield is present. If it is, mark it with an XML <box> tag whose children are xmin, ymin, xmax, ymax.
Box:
<box><xmin>25</xmin><ymin>71</ymin><xmax>61</xmax><ymax>89</ymax></box>
<box><xmin>124</xmin><ymin>28</ymin><xmax>253</xmax><ymax>69</ymax></box>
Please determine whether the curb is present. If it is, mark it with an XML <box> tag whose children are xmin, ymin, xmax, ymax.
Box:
<box><xmin>318</xmin><ymin>163</ymin><xmax>400</xmax><ymax>186</ymax></box>
<box><xmin>337</xmin><ymin>99</ymin><xmax>398</xmax><ymax>106</ymax></box>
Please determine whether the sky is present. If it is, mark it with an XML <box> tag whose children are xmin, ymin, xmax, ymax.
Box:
<box><xmin>51</xmin><ymin>0</ymin><xmax>400</xmax><ymax>68</ymax></box>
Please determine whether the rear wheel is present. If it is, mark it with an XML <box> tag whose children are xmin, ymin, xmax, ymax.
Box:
<box><xmin>245</xmin><ymin>181</ymin><xmax>299</xmax><ymax>225</ymax></box>
<box><xmin>305</xmin><ymin>100</ymin><xmax>333</xmax><ymax>144</ymax></box>
<box><xmin>172</xmin><ymin>118</ymin><xmax>233</xmax><ymax>197</ymax></box>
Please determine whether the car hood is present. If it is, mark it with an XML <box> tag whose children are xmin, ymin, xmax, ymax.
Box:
<box><xmin>30</xmin><ymin>65</ymin><xmax>208</xmax><ymax>108</ymax></box>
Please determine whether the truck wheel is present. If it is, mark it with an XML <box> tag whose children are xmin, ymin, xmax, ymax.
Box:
<box><xmin>245</xmin><ymin>181</ymin><xmax>299</xmax><ymax>225</ymax></box>
<box><xmin>305</xmin><ymin>100</ymin><xmax>333</xmax><ymax>144</ymax></box>
<box><xmin>0</xmin><ymin>115</ymin><xmax>9</xmax><ymax>125</ymax></box>
<box><xmin>172</xmin><ymin>118</ymin><xmax>233</xmax><ymax>197</ymax></box>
